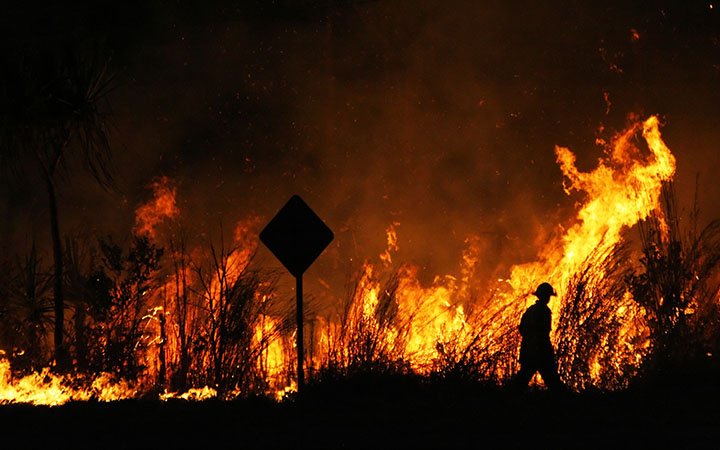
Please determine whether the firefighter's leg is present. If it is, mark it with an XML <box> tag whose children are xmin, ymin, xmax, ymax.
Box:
<box><xmin>514</xmin><ymin>363</ymin><xmax>536</xmax><ymax>388</ymax></box>
<box><xmin>538</xmin><ymin>359</ymin><xmax>562</xmax><ymax>390</ymax></box>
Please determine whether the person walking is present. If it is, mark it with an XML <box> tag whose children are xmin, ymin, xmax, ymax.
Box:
<box><xmin>515</xmin><ymin>282</ymin><xmax>563</xmax><ymax>390</ymax></box>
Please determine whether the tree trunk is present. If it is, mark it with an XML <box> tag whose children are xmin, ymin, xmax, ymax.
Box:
<box><xmin>45</xmin><ymin>173</ymin><xmax>67</xmax><ymax>370</ymax></box>
<box><xmin>159</xmin><ymin>311</ymin><xmax>166</xmax><ymax>389</ymax></box>
<box><xmin>176</xmin><ymin>254</ymin><xmax>189</xmax><ymax>391</ymax></box>
<box><xmin>74</xmin><ymin>305</ymin><xmax>87</xmax><ymax>370</ymax></box>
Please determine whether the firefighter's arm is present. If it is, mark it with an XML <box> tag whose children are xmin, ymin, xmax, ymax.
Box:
<box><xmin>543</xmin><ymin>308</ymin><xmax>552</xmax><ymax>333</ymax></box>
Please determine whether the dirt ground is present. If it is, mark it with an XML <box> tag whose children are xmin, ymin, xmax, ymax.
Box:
<box><xmin>2</xmin><ymin>370</ymin><xmax>719</xmax><ymax>449</ymax></box>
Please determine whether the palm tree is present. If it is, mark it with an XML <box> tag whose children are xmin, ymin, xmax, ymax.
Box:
<box><xmin>10</xmin><ymin>242</ymin><xmax>55</xmax><ymax>367</ymax></box>
<box><xmin>0</xmin><ymin>40</ymin><xmax>114</xmax><ymax>369</ymax></box>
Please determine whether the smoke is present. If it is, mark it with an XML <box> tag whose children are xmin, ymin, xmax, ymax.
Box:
<box><xmin>3</xmin><ymin>1</ymin><xmax>720</xmax><ymax>311</ymax></box>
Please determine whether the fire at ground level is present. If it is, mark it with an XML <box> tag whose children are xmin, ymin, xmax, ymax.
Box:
<box><xmin>3</xmin><ymin>364</ymin><xmax>720</xmax><ymax>449</ymax></box>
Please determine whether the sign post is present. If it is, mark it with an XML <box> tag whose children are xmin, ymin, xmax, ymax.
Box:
<box><xmin>259</xmin><ymin>195</ymin><xmax>333</xmax><ymax>392</ymax></box>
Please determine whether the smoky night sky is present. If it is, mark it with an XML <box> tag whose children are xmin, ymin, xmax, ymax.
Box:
<box><xmin>2</xmin><ymin>1</ymin><xmax>720</xmax><ymax>306</ymax></box>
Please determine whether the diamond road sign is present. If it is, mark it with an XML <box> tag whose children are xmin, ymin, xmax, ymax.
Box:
<box><xmin>260</xmin><ymin>195</ymin><xmax>334</xmax><ymax>278</ymax></box>
<box><xmin>260</xmin><ymin>195</ymin><xmax>333</xmax><ymax>392</ymax></box>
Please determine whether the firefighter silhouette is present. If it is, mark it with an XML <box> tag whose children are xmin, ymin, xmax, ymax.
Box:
<box><xmin>515</xmin><ymin>282</ymin><xmax>563</xmax><ymax>390</ymax></box>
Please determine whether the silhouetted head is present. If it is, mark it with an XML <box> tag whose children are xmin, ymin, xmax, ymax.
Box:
<box><xmin>533</xmin><ymin>282</ymin><xmax>556</xmax><ymax>304</ymax></box>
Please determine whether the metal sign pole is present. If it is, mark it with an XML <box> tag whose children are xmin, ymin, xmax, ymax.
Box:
<box><xmin>296</xmin><ymin>274</ymin><xmax>304</xmax><ymax>392</ymax></box>
<box><xmin>259</xmin><ymin>195</ymin><xmax>333</xmax><ymax>396</ymax></box>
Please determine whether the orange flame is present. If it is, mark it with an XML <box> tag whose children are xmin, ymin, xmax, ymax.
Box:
<box><xmin>509</xmin><ymin>115</ymin><xmax>675</xmax><ymax>309</ymax></box>
<box><xmin>0</xmin><ymin>359</ymin><xmax>137</xmax><ymax>405</ymax></box>
<box><xmin>380</xmin><ymin>222</ymin><xmax>400</xmax><ymax>266</ymax></box>
<box><xmin>134</xmin><ymin>176</ymin><xmax>180</xmax><ymax>238</ymax></box>
<box><xmin>336</xmin><ymin>115</ymin><xmax>676</xmax><ymax>386</ymax></box>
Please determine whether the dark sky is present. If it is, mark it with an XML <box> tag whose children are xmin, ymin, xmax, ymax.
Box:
<box><xmin>2</xmin><ymin>0</ymin><xmax>720</xmax><ymax>303</ymax></box>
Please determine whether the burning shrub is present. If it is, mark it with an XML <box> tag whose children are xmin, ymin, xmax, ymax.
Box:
<box><xmin>320</xmin><ymin>266</ymin><xmax>410</xmax><ymax>377</ymax></box>
<box><xmin>189</xmin><ymin>238</ymin><xmax>282</xmax><ymax>395</ymax></box>
<box><xmin>80</xmin><ymin>235</ymin><xmax>163</xmax><ymax>379</ymax></box>
<box><xmin>628</xmin><ymin>183</ymin><xmax>720</xmax><ymax>371</ymax></box>
<box><xmin>431</xmin><ymin>295</ymin><xmax>522</xmax><ymax>384</ymax></box>
<box><xmin>555</xmin><ymin>244</ymin><xmax>643</xmax><ymax>391</ymax></box>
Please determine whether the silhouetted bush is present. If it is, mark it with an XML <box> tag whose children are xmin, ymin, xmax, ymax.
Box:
<box><xmin>628</xmin><ymin>183</ymin><xmax>720</xmax><ymax>373</ymax></box>
<box><xmin>431</xmin><ymin>294</ymin><xmax>522</xmax><ymax>384</ymax></box>
<box><xmin>0</xmin><ymin>243</ymin><xmax>54</xmax><ymax>371</ymax></box>
<box><xmin>555</xmin><ymin>244</ymin><xmax>640</xmax><ymax>390</ymax></box>
<box><xmin>79</xmin><ymin>236</ymin><xmax>163</xmax><ymax>379</ymax></box>
<box><xmin>318</xmin><ymin>268</ymin><xmax>410</xmax><ymax>378</ymax></box>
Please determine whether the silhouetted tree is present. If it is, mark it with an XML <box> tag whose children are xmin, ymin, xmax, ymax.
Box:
<box><xmin>168</xmin><ymin>233</ymin><xmax>193</xmax><ymax>391</ymax></box>
<box><xmin>64</xmin><ymin>234</ymin><xmax>101</xmax><ymax>371</ymax></box>
<box><xmin>0</xmin><ymin>39</ymin><xmax>114</xmax><ymax>369</ymax></box>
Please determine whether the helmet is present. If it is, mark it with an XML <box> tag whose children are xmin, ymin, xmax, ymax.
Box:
<box><xmin>533</xmin><ymin>282</ymin><xmax>557</xmax><ymax>298</ymax></box>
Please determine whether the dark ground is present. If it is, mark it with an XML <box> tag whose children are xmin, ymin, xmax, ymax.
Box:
<box><xmin>2</xmin><ymin>367</ymin><xmax>719</xmax><ymax>450</ymax></box>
